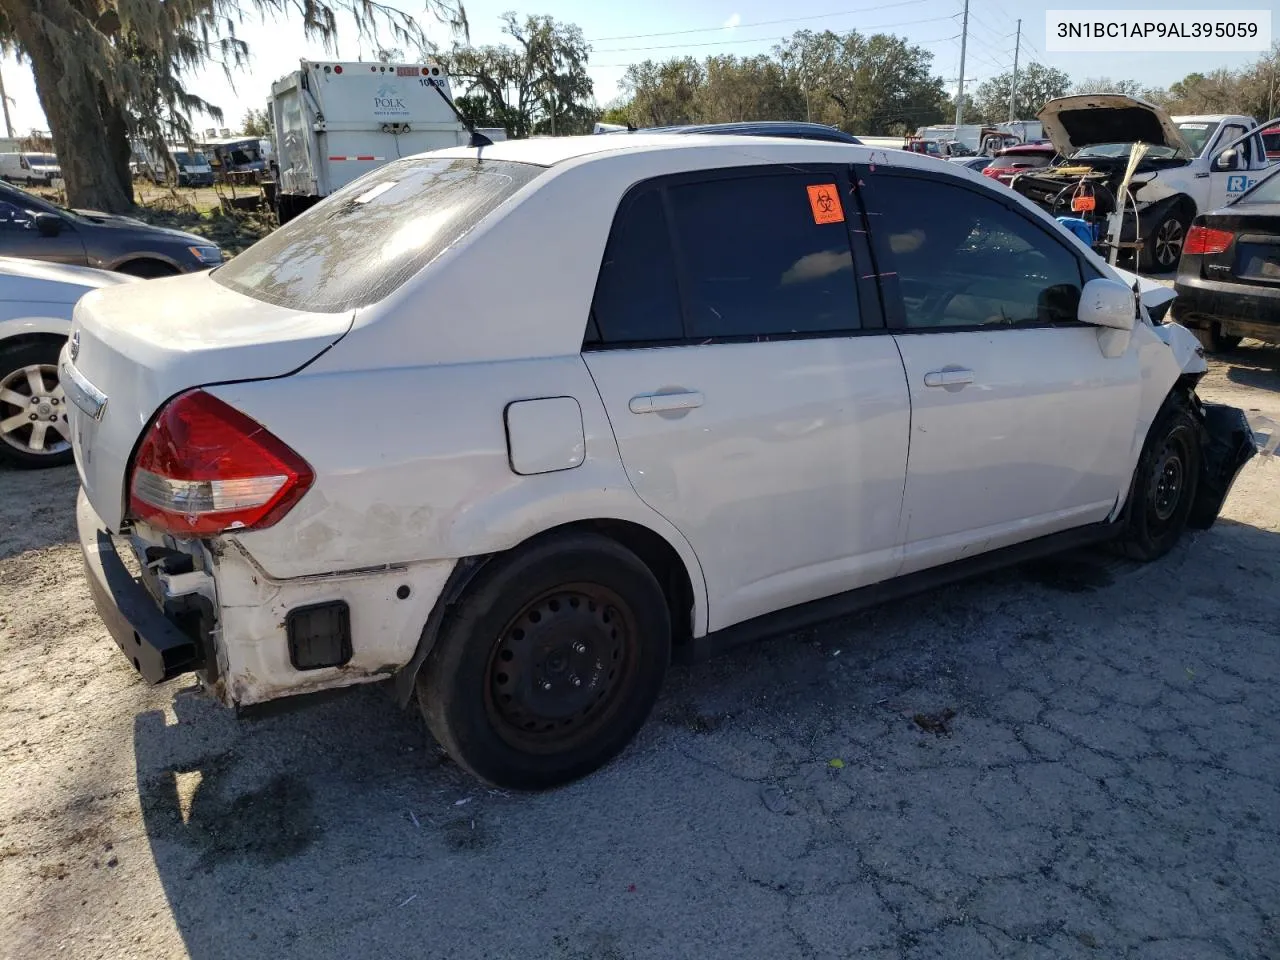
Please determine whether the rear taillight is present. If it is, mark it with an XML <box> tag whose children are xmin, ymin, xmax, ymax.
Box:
<box><xmin>1184</xmin><ymin>225</ymin><xmax>1234</xmax><ymax>256</ymax></box>
<box><xmin>982</xmin><ymin>166</ymin><xmax>1001</xmax><ymax>177</ymax></box>
<box><xmin>128</xmin><ymin>390</ymin><xmax>313</xmax><ymax>537</ymax></box>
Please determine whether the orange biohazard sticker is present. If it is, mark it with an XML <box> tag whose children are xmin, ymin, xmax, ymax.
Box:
<box><xmin>807</xmin><ymin>184</ymin><xmax>845</xmax><ymax>225</ymax></box>
<box><xmin>1071</xmin><ymin>194</ymin><xmax>1096</xmax><ymax>212</ymax></box>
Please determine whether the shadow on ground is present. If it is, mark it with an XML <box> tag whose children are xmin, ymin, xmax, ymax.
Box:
<box><xmin>132</xmin><ymin>520</ymin><xmax>1280</xmax><ymax>960</ymax></box>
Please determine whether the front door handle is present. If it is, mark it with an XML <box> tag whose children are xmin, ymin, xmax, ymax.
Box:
<box><xmin>629</xmin><ymin>391</ymin><xmax>704</xmax><ymax>414</ymax></box>
<box><xmin>923</xmin><ymin>368</ymin><xmax>975</xmax><ymax>388</ymax></box>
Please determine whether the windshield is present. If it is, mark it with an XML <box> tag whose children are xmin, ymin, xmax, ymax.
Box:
<box><xmin>1074</xmin><ymin>143</ymin><xmax>1182</xmax><ymax>160</ymax></box>
<box><xmin>1175</xmin><ymin>121</ymin><xmax>1220</xmax><ymax>156</ymax></box>
<box><xmin>214</xmin><ymin>156</ymin><xmax>543</xmax><ymax>312</ymax></box>
<box><xmin>23</xmin><ymin>154</ymin><xmax>56</xmax><ymax>166</ymax></box>
<box><xmin>172</xmin><ymin>151</ymin><xmax>208</xmax><ymax>166</ymax></box>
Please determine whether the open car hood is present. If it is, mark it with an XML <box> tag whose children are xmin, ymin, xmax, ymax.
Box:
<box><xmin>1037</xmin><ymin>95</ymin><xmax>1190</xmax><ymax>158</ymax></box>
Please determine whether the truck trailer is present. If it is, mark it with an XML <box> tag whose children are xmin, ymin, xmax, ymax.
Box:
<box><xmin>267</xmin><ymin>59</ymin><xmax>470</xmax><ymax>222</ymax></box>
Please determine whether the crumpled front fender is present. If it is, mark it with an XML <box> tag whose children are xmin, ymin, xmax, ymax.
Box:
<box><xmin>1187</xmin><ymin>402</ymin><xmax>1259</xmax><ymax>530</ymax></box>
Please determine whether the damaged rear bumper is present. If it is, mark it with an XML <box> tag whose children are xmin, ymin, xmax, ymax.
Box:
<box><xmin>1188</xmin><ymin>403</ymin><xmax>1260</xmax><ymax>530</ymax></box>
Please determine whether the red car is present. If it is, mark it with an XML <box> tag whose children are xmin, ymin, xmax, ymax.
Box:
<box><xmin>982</xmin><ymin>142</ymin><xmax>1060</xmax><ymax>186</ymax></box>
<box><xmin>1262</xmin><ymin>124</ymin><xmax>1280</xmax><ymax>162</ymax></box>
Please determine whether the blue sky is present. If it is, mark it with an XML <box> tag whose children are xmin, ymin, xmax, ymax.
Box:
<box><xmin>0</xmin><ymin>0</ymin><xmax>1272</xmax><ymax>136</ymax></box>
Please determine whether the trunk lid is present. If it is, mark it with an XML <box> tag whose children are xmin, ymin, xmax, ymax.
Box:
<box><xmin>1203</xmin><ymin>204</ymin><xmax>1280</xmax><ymax>286</ymax></box>
<box><xmin>63</xmin><ymin>270</ymin><xmax>353</xmax><ymax>530</ymax></box>
<box><xmin>1038</xmin><ymin>95</ymin><xmax>1189</xmax><ymax>158</ymax></box>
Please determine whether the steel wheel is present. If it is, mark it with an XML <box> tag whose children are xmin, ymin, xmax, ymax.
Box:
<box><xmin>1152</xmin><ymin>217</ymin><xmax>1185</xmax><ymax>270</ymax></box>
<box><xmin>484</xmin><ymin>583</ymin><xmax>638</xmax><ymax>754</ymax></box>
<box><xmin>0</xmin><ymin>362</ymin><xmax>70</xmax><ymax>459</ymax></box>
<box><xmin>1144</xmin><ymin>433</ymin><xmax>1191</xmax><ymax>538</ymax></box>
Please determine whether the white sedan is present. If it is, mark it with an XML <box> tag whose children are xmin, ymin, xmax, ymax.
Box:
<box><xmin>0</xmin><ymin>257</ymin><xmax>135</xmax><ymax>468</ymax></box>
<box><xmin>63</xmin><ymin>135</ymin><xmax>1257</xmax><ymax>788</ymax></box>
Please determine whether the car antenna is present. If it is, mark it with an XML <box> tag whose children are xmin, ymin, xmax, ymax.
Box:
<box><xmin>426</xmin><ymin>78</ymin><xmax>493</xmax><ymax>148</ymax></box>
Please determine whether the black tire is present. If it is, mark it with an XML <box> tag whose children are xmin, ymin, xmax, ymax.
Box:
<box><xmin>1116</xmin><ymin>397</ymin><xmax>1201</xmax><ymax>562</ymax></box>
<box><xmin>1193</xmin><ymin>324</ymin><xmax>1243</xmax><ymax>354</ymax></box>
<box><xmin>418</xmin><ymin>532</ymin><xmax>671</xmax><ymax>790</ymax></box>
<box><xmin>115</xmin><ymin>259</ymin><xmax>179</xmax><ymax>279</ymax></box>
<box><xmin>1140</xmin><ymin>210</ymin><xmax>1189</xmax><ymax>274</ymax></box>
<box><xmin>0</xmin><ymin>339</ymin><xmax>74</xmax><ymax>469</ymax></box>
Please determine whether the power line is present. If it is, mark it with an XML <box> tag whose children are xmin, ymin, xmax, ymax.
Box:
<box><xmin>594</xmin><ymin>15</ymin><xmax>957</xmax><ymax>53</ymax></box>
<box><xmin>588</xmin><ymin>0</ymin><xmax>933</xmax><ymax>42</ymax></box>
<box><xmin>591</xmin><ymin>32</ymin><xmax>962</xmax><ymax>68</ymax></box>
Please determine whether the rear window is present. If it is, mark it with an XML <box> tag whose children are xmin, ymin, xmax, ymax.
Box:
<box><xmin>990</xmin><ymin>154</ymin><xmax>1051</xmax><ymax>169</ymax></box>
<box><xmin>214</xmin><ymin>157</ymin><xmax>543</xmax><ymax>312</ymax></box>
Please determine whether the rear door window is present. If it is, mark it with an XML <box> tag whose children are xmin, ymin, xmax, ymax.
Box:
<box><xmin>665</xmin><ymin>172</ymin><xmax>862</xmax><ymax>339</ymax></box>
<box><xmin>588</xmin><ymin>168</ymin><xmax>867</xmax><ymax>347</ymax></box>
<box><xmin>214</xmin><ymin>157</ymin><xmax>543</xmax><ymax>312</ymax></box>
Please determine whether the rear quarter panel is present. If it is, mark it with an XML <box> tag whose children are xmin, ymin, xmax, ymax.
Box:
<box><xmin>210</xmin><ymin>356</ymin><xmax>710</xmax><ymax>633</ymax></box>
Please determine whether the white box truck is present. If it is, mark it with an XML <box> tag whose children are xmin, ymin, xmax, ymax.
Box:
<box><xmin>267</xmin><ymin>58</ymin><xmax>472</xmax><ymax>222</ymax></box>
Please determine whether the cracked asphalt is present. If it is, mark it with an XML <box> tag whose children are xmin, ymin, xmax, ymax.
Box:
<box><xmin>1</xmin><ymin>341</ymin><xmax>1278</xmax><ymax>960</ymax></box>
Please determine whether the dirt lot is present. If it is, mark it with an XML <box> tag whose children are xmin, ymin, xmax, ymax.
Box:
<box><xmin>1</xmin><ymin>345</ymin><xmax>1278</xmax><ymax>960</ymax></box>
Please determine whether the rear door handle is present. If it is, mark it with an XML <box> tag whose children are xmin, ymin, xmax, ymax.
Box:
<box><xmin>629</xmin><ymin>391</ymin><xmax>704</xmax><ymax>414</ymax></box>
<box><xmin>923</xmin><ymin>368</ymin><xmax>974</xmax><ymax>388</ymax></box>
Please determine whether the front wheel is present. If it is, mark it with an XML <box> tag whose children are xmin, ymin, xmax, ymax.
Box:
<box><xmin>0</xmin><ymin>340</ymin><xmax>74</xmax><ymax>469</ymax></box>
<box><xmin>418</xmin><ymin>532</ymin><xmax>671</xmax><ymax>790</ymax></box>
<box><xmin>1116</xmin><ymin>397</ymin><xmax>1201</xmax><ymax>562</ymax></box>
<box><xmin>1140</xmin><ymin>211</ymin><xmax>1189</xmax><ymax>273</ymax></box>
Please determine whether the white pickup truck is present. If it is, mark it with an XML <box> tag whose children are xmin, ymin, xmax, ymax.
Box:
<box><xmin>1009</xmin><ymin>95</ymin><xmax>1273</xmax><ymax>271</ymax></box>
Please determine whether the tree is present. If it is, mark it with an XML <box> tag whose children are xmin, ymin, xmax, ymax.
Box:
<box><xmin>972</xmin><ymin>62</ymin><xmax>1072</xmax><ymax>123</ymax></box>
<box><xmin>695</xmin><ymin>55</ymin><xmax>805</xmax><ymax>124</ymax></box>
<box><xmin>241</xmin><ymin>108</ymin><xmax>271</xmax><ymax>137</ymax></box>
<box><xmin>620</xmin><ymin>58</ymin><xmax>703</xmax><ymax>127</ymax></box>
<box><xmin>446</xmin><ymin>13</ymin><xmax>594</xmax><ymax>138</ymax></box>
<box><xmin>1072</xmin><ymin>78</ymin><xmax>1147</xmax><ymax>98</ymax></box>
<box><xmin>774</xmin><ymin>30</ymin><xmax>948</xmax><ymax>135</ymax></box>
<box><xmin>0</xmin><ymin>0</ymin><xmax>466</xmax><ymax>213</ymax></box>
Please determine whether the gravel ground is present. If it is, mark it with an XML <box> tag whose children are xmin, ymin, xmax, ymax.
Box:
<box><xmin>1</xmin><ymin>343</ymin><xmax>1277</xmax><ymax>960</ymax></box>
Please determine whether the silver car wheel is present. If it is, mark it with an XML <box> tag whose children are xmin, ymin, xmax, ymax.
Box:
<box><xmin>0</xmin><ymin>363</ymin><xmax>71</xmax><ymax>457</ymax></box>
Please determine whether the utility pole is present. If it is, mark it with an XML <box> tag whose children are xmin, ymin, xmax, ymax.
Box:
<box><xmin>1008</xmin><ymin>19</ymin><xmax>1022</xmax><ymax>121</ymax></box>
<box><xmin>0</xmin><ymin>63</ymin><xmax>12</xmax><ymax>140</ymax></box>
<box><xmin>954</xmin><ymin>0</ymin><xmax>970</xmax><ymax>126</ymax></box>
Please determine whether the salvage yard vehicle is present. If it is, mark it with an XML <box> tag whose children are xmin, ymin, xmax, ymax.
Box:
<box><xmin>0</xmin><ymin>152</ymin><xmax>61</xmax><ymax>187</ymax></box>
<box><xmin>1174</xmin><ymin>166</ymin><xmax>1280</xmax><ymax>351</ymax></box>
<box><xmin>267</xmin><ymin>58</ymin><xmax>470</xmax><ymax>223</ymax></box>
<box><xmin>0</xmin><ymin>181</ymin><xmax>224</xmax><ymax>277</ymax></box>
<box><xmin>1009</xmin><ymin>95</ymin><xmax>1272</xmax><ymax>272</ymax></box>
<box><xmin>982</xmin><ymin>142</ymin><xmax>1060</xmax><ymax>186</ymax></box>
<box><xmin>0</xmin><ymin>257</ymin><xmax>135</xmax><ymax>467</ymax></box>
<box><xmin>65</xmin><ymin>136</ymin><xmax>1257</xmax><ymax>789</ymax></box>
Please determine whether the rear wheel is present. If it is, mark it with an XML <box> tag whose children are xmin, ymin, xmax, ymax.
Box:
<box><xmin>1116</xmin><ymin>397</ymin><xmax>1201</xmax><ymax>561</ymax></box>
<box><xmin>418</xmin><ymin>532</ymin><xmax>671</xmax><ymax>789</ymax></box>
<box><xmin>1193</xmin><ymin>324</ymin><xmax>1243</xmax><ymax>353</ymax></box>
<box><xmin>0</xmin><ymin>340</ymin><xmax>73</xmax><ymax>469</ymax></box>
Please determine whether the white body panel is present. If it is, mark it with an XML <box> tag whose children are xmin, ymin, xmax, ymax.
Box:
<box><xmin>269</xmin><ymin>60</ymin><xmax>468</xmax><ymax>199</ymax></box>
<box><xmin>892</xmin><ymin>327</ymin><xmax>1140</xmax><ymax>574</ymax></box>
<box><xmin>64</xmin><ymin>134</ymin><xmax>1207</xmax><ymax>707</ymax></box>
<box><xmin>585</xmin><ymin>339</ymin><xmax>911</xmax><ymax>631</ymax></box>
<box><xmin>0</xmin><ymin>257</ymin><xmax>134</xmax><ymax>341</ymax></box>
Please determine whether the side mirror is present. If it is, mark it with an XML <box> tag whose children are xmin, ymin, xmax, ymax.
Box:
<box><xmin>1214</xmin><ymin>148</ymin><xmax>1240</xmax><ymax>171</ymax></box>
<box><xmin>1079</xmin><ymin>277</ymin><xmax>1135</xmax><ymax>331</ymax></box>
<box><xmin>33</xmin><ymin>212</ymin><xmax>63</xmax><ymax>238</ymax></box>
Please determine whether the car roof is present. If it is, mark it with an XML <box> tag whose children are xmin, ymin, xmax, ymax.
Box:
<box><xmin>996</xmin><ymin>143</ymin><xmax>1056</xmax><ymax>155</ymax></box>
<box><xmin>642</xmin><ymin>121</ymin><xmax>861</xmax><ymax>144</ymax></box>
<box><xmin>1171</xmin><ymin>115</ymin><xmax>1235</xmax><ymax>123</ymax></box>
<box><xmin>431</xmin><ymin>133</ymin><xmax>876</xmax><ymax>168</ymax></box>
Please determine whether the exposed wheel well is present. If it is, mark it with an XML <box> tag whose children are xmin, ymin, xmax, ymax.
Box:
<box><xmin>114</xmin><ymin>258</ymin><xmax>179</xmax><ymax>279</ymax></box>
<box><xmin>0</xmin><ymin>332</ymin><xmax>65</xmax><ymax>355</ymax></box>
